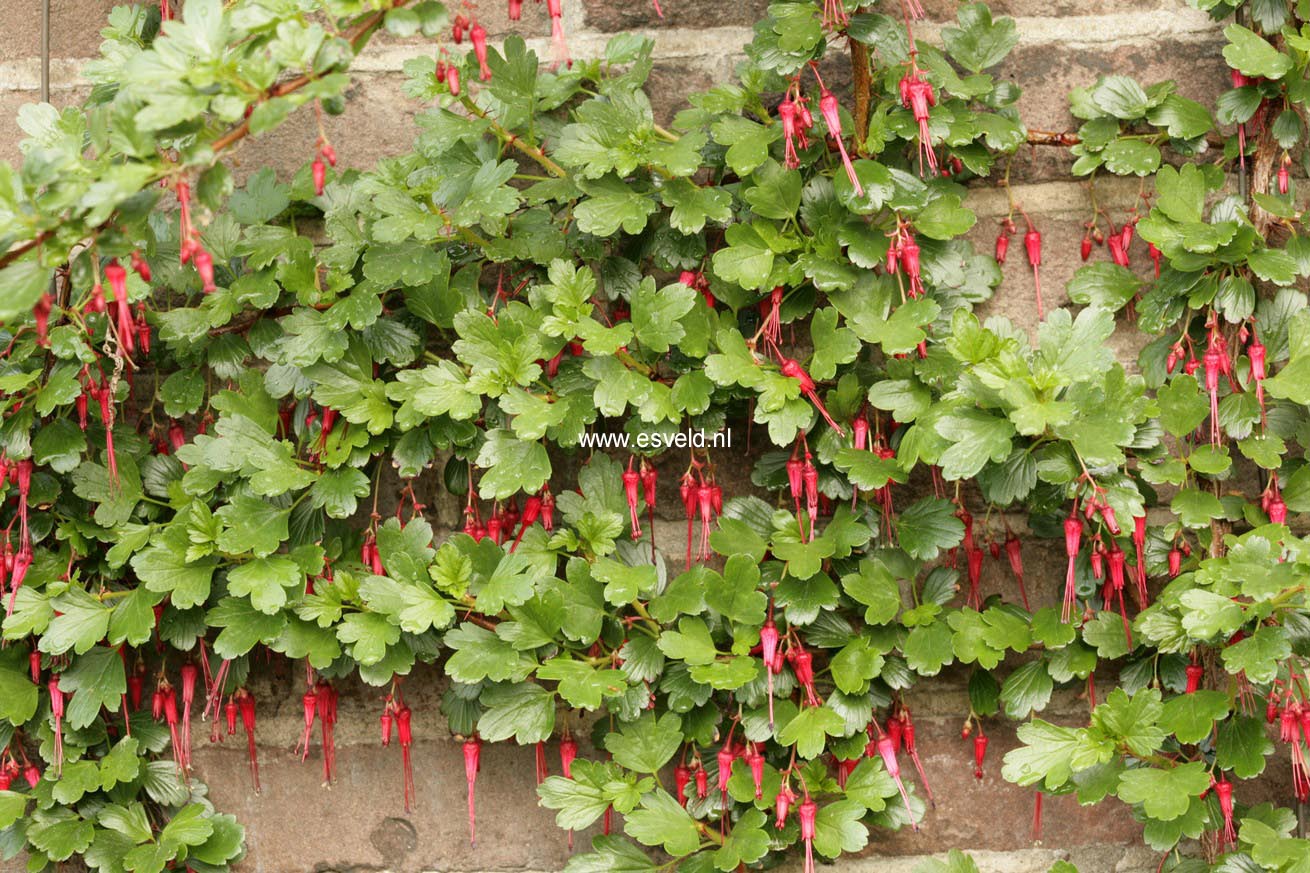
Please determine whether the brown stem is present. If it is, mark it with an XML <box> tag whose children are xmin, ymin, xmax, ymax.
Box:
<box><xmin>850</xmin><ymin>40</ymin><xmax>872</xmax><ymax>155</ymax></box>
<box><xmin>1026</xmin><ymin>129</ymin><xmax>1082</xmax><ymax>147</ymax></box>
<box><xmin>0</xmin><ymin>2</ymin><xmax>405</xmax><ymax>272</ymax></box>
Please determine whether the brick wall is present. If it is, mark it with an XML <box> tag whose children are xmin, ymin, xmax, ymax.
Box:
<box><xmin>0</xmin><ymin>2</ymin><xmax>1259</xmax><ymax>872</ymax></box>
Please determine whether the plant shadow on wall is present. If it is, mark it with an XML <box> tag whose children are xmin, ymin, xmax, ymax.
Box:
<box><xmin>0</xmin><ymin>0</ymin><xmax>1309</xmax><ymax>871</ymax></box>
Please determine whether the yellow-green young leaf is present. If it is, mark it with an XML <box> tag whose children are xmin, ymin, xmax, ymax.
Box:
<box><xmin>0</xmin><ymin>791</ymin><xmax>31</xmax><ymax>830</ymax></box>
<box><xmin>604</xmin><ymin>712</ymin><xmax>683</xmax><ymax>774</ymax></box>
<box><xmin>1160</xmin><ymin>690</ymin><xmax>1230</xmax><ymax>744</ymax></box>
<box><xmin>1116</xmin><ymin>761</ymin><xmax>1210</xmax><ymax>821</ymax></box>
<box><xmin>777</xmin><ymin>705</ymin><xmax>846</xmax><ymax>758</ymax></box>
<box><xmin>625</xmin><ymin>790</ymin><xmax>700</xmax><ymax>856</ymax></box>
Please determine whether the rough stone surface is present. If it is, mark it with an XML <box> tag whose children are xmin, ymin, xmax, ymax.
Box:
<box><xmin>0</xmin><ymin>1</ymin><xmax>1285</xmax><ymax>872</ymax></box>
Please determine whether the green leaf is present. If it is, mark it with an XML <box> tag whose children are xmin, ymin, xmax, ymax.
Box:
<box><xmin>42</xmin><ymin>588</ymin><xmax>112</xmax><ymax>655</ymax></box>
<box><xmin>1160</xmin><ymin>691</ymin><xmax>1230</xmax><ymax>744</ymax></box>
<box><xmin>896</xmin><ymin>498</ymin><xmax>965</xmax><ymax>561</ymax></box>
<box><xmin>1001</xmin><ymin>719</ymin><xmax>1082</xmax><ymax>789</ymax></box>
<box><xmin>132</xmin><ymin>538</ymin><xmax>217</xmax><ymax>610</ymax></box>
<box><xmin>563</xmin><ymin>836</ymin><xmax>657</xmax><ymax>873</ymax></box>
<box><xmin>445</xmin><ymin>621</ymin><xmax>535</xmax><ymax>683</ymax></box>
<box><xmin>227</xmin><ymin>556</ymin><xmax>302</xmax><ymax>614</ymax></box>
<box><xmin>1000</xmin><ymin>660</ymin><xmax>1054</xmax><ymax>719</ymax></box>
<box><xmin>942</xmin><ymin>3</ymin><xmax>1018</xmax><ymax>72</ymax></box>
<box><xmin>658</xmin><ymin>617</ymin><xmax>719</xmax><ymax>666</ymax></box>
<box><xmin>1223</xmin><ymin>24</ymin><xmax>1293</xmax><ymax>80</ymax></box>
<box><xmin>713</xmin><ymin>807</ymin><xmax>770</xmax><ymax>870</ymax></box>
<box><xmin>625</xmin><ymin>790</ymin><xmax>700</xmax><ymax>856</ymax></box>
<box><xmin>1116</xmin><ymin>761</ymin><xmax>1209</xmax><ymax>821</ymax></box>
<box><xmin>0</xmin><ymin>259</ymin><xmax>54</xmax><ymax>322</ymax></box>
<box><xmin>935</xmin><ymin>408</ymin><xmax>1015</xmax><ymax>480</ymax></box>
<box><xmin>812</xmin><ymin>799</ymin><xmax>869</xmax><ymax>858</ymax></box>
<box><xmin>777</xmin><ymin>705</ymin><xmax>847</xmax><ymax>758</ymax></box>
<box><xmin>631</xmin><ymin>278</ymin><xmax>695</xmax><ymax>354</ymax></box>
<box><xmin>1066</xmin><ymin>263</ymin><xmax>1144</xmax><ymax>310</ymax></box>
<box><xmin>537</xmin><ymin>658</ymin><xmax>627</xmax><ymax>709</ymax></box>
<box><xmin>575</xmin><ymin>175</ymin><xmax>658</xmax><ymax>236</ymax></box>
<box><xmin>604</xmin><ymin>712</ymin><xmax>683</xmax><ymax>773</ymax></box>
<box><xmin>476</xmin><ymin>430</ymin><xmax>551</xmax><ymax>499</ymax></box>
<box><xmin>840</xmin><ymin>559</ymin><xmax>902</xmax><ymax>624</ymax></box>
<box><xmin>477</xmin><ymin>682</ymin><xmax>556</xmax><ymax>743</ymax></box>
<box><xmin>705</xmin><ymin>555</ymin><xmax>767</xmax><ymax>625</ymax></box>
<box><xmin>1102</xmin><ymin>138</ymin><xmax>1161</xmax><ymax>176</ymax></box>
<box><xmin>58</xmin><ymin>645</ymin><xmax>126</xmax><ymax>729</ymax></box>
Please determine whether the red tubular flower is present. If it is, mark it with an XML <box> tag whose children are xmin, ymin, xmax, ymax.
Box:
<box><xmin>1062</xmin><ymin>512</ymin><xmax>1083</xmax><ymax>623</ymax></box>
<box><xmin>973</xmin><ymin>732</ymin><xmax>988</xmax><ymax>780</ymax></box>
<box><xmin>788</xmin><ymin>647</ymin><xmax>821</xmax><ymax>706</ymax></box>
<box><xmin>623</xmin><ymin>463</ymin><xmax>643</xmax><ymax>538</ymax></box>
<box><xmin>131</xmin><ymin>249</ymin><xmax>151</xmax><ymax>282</ymax></box>
<box><xmin>746</xmin><ymin>746</ymin><xmax>765</xmax><ymax>799</ymax></box>
<box><xmin>1250</xmin><ymin>337</ymin><xmax>1267</xmax><ymax>412</ymax></box>
<box><xmin>995</xmin><ymin>230</ymin><xmax>1010</xmax><ymax>264</ymax></box>
<box><xmin>193</xmin><ymin>247</ymin><xmax>217</xmax><ymax>293</ymax></box>
<box><xmin>899</xmin><ymin>70</ymin><xmax>938</xmax><ymax>175</ymax></box>
<box><xmin>799</xmin><ymin>796</ymin><xmax>818</xmax><ymax>873</ymax></box>
<box><xmin>761</xmin><ymin>618</ymin><xmax>780</xmax><ymax>727</ymax></box>
<box><xmin>1131</xmin><ymin>515</ymin><xmax>1148</xmax><ymax>604</ymax></box>
<box><xmin>1147</xmin><ymin>242</ymin><xmax>1162</xmax><ymax>277</ymax></box>
<box><xmin>778</xmin><ymin>98</ymin><xmax>802</xmax><ymax>169</ymax></box>
<box><xmin>1204</xmin><ymin>345</ymin><xmax>1223</xmax><ymax>446</ymax></box>
<box><xmin>471</xmin><ymin>23</ymin><xmax>492</xmax><ymax>81</ymax></box>
<box><xmin>1108</xmin><ymin>546</ymin><xmax>1132</xmax><ymax>648</ymax></box>
<box><xmin>559</xmin><ymin>735</ymin><xmax>577</xmax><ymax>778</ymax></box>
<box><xmin>312</xmin><ymin>158</ymin><xmax>326</xmax><ymax>196</ymax></box>
<box><xmin>1024</xmin><ymin>226</ymin><xmax>1044</xmax><ymax>319</ymax></box>
<box><xmin>875</xmin><ymin>734</ymin><xmax>918</xmax><ymax>831</ymax></box>
<box><xmin>1168</xmin><ymin>547</ymin><xmax>1182</xmax><ymax>578</ymax></box>
<box><xmin>778</xmin><ymin>356</ymin><xmax>844</xmax><ymax>435</ymax></box>
<box><xmin>716</xmin><ymin>742</ymin><xmax>736</xmax><ymax>810</ymax></box>
<box><xmin>674</xmin><ymin>763</ymin><xmax>691</xmax><ymax>807</ymax></box>
<box><xmin>775</xmin><ymin>784</ymin><xmax>795</xmax><ymax>828</ymax></box>
<box><xmin>234</xmin><ymin>690</ymin><xmax>259</xmax><ymax>792</ymax></box>
<box><xmin>464</xmin><ymin>735</ymin><xmax>481</xmax><ymax>844</ymax></box>
<box><xmin>901</xmin><ymin>710</ymin><xmax>934</xmax><ymax>807</ymax></box>
<box><xmin>966</xmin><ymin>545</ymin><xmax>983</xmax><ymax>610</ymax></box>
<box><xmin>802</xmin><ymin>456</ymin><xmax>819</xmax><ymax>535</ymax></box>
<box><xmin>1004</xmin><ymin>535</ymin><xmax>1030</xmax><ymax>610</ymax></box>
<box><xmin>818</xmin><ymin>89</ymin><xmax>863</xmax><ymax>196</ymax></box>
<box><xmin>899</xmin><ymin>233</ymin><xmax>925</xmax><ymax>298</ymax></box>
<box><xmin>546</xmin><ymin>0</ymin><xmax>569</xmax><ymax>69</ymax></box>
<box><xmin>1185</xmin><ymin>662</ymin><xmax>1203</xmax><ymax>694</ymax></box>
<box><xmin>1213</xmin><ymin>778</ymin><xmax>1236</xmax><ymax>846</ymax></box>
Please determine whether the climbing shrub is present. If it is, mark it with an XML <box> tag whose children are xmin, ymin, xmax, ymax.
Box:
<box><xmin>0</xmin><ymin>0</ymin><xmax>1308</xmax><ymax>870</ymax></box>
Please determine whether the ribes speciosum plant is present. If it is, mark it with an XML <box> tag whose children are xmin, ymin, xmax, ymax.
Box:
<box><xmin>0</xmin><ymin>0</ymin><xmax>1306</xmax><ymax>871</ymax></box>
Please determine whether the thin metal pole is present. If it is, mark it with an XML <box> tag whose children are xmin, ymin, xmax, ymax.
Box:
<box><xmin>40</xmin><ymin>0</ymin><xmax>51</xmax><ymax>102</ymax></box>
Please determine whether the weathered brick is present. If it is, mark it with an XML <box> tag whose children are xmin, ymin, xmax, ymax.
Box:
<box><xmin>918</xmin><ymin>0</ymin><xmax>1196</xmax><ymax>19</ymax></box>
<box><xmin>582</xmin><ymin>0</ymin><xmax>769</xmax><ymax>32</ymax></box>
<box><xmin>0</xmin><ymin>0</ymin><xmax>117</xmax><ymax>63</ymax></box>
<box><xmin>999</xmin><ymin>37</ymin><xmax>1227</xmax><ymax>133</ymax></box>
<box><xmin>0</xmin><ymin>85</ymin><xmax>90</xmax><ymax>164</ymax></box>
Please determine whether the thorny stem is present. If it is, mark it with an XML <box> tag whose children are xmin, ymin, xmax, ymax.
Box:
<box><xmin>459</xmin><ymin>96</ymin><xmax>568</xmax><ymax>178</ymax></box>
<box><xmin>850</xmin><ymin>35</ymin><xmax>872</xmax><ymax>154</ymax></box>
<box><xmin>0</xmin><ymin>0</ymin><xmax>410</xmax><ymax>272</ymax></box>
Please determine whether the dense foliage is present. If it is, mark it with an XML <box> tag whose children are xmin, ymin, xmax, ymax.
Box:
<box><xmin>0</xmin><ymin>0</ymin><xmax>1309</xmax><ymax>870</ymax></box>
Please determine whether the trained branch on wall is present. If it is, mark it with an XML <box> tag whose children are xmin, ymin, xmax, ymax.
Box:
<box><xmin>0</xmin><ymin>1</ymin><xmax>1307</xmax><ymax>873</ymax></box>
